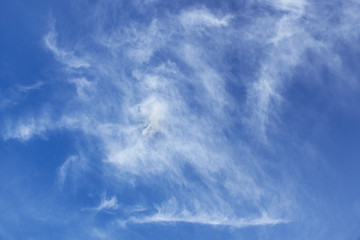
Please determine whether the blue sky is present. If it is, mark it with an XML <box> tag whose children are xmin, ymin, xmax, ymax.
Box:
<box><xmin>1</xmin><ymin>0</ymin><xmax>360</xmax><ymax>239</ymax></box>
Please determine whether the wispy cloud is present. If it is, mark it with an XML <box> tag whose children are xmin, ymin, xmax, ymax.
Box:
<box><xmin>3</xmin><ymin>116</ymin><xmax>50</xmax><ymax>141</ymax></box>
<box><xmin>126</xmin><ymin>196</ymin><xmax>287</xmax><ymax>228</ymax></box>
<box><xmin>58</xmin><ymin>155</ymin><xmax>78</xmax><ymax>187</ymax></box>
<box><xmin>4</xmin><ymin>0</ymin><xmax>359</xmax><ymax>233</ymax></box>
<box><xmin>17</xmin><ymin>81</ymin><xmax>44</xmax><ymax>93</ymax></box>
<box><xmin>266</xmin><ymin>0</ymin><xmax>307</xmax><ymax>14</ymax></box>
<box><xmin>179</xmin><ymin>8</ymin><xmax>232</xmax><ymax>27</ymax></box>
<box><xmin>244</xmin><ymin>0</ymin><xmax>312</xmax><ymax>140</ymax></box>
<box><xmin>129</xmin><ymin>211</ymin><xmax>286</xmax><ymax>228</ymax></box>
<box><xmin>4</xmin><ymin>4</ymin><xmax>294</xmax><ymax>227</ymax></box>
<box><xmin>0</xmin><ymin>82</ymin><xmax>44</xmax><ymax>110</ymax></box>
<box><xmin>44</xmin><ymin>28</ymin><xmax>90</xmax><ymax>69</ymax></box>
<box><xmin>96</xmin><ymin>196</ymin><xmax>118</xmax><ymax>212</ymax></box>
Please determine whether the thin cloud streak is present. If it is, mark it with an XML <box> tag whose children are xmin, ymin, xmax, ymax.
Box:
<box><xmin>96</xmin><ymin>196</ymin><xmax>118</xmax><ymax>211</ymax></box>
<box><xmin>58</xmin><ymin>155</ymin><xmax>77</xmax><ymax>187</ymax></box>
<box><xmin>17</xmin><ymin>82</ymin><xmax>44</xmax><ymax>93</ymax></box>
<box><xmin>128</xmin><ymin>213</ymin><xmax>287</xmax><ymax>228</ymax></box>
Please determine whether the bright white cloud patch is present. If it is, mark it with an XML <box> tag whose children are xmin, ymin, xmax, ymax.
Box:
<box><xmin>96</xmin><ymin>196</ymin><xmax>118</xmax><ymax>211</ymax></box>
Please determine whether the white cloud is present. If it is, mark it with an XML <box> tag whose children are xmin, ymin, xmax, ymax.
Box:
<box><xmin>179</xmin><ymin>8</ymin><xmax>232</xmax><ymax>27</ymax></box>
<box><xmin>0</xmin><ymin>82</ymin><xmax>44</xmax><ymax>110</ymax></box>
<box><xmin>36</xmin><ymin>6</ymin><xmax>291</xmax><ymax>227</ymax></box>
<box><xmin>69</xmin><ymin>78</ymin><xmax>93</xmax><ymax>100</ymax></box>
<box><xmin>2</xmin><ymin>3</ymin><xmax>360</xmax><ymax>238</ymax></box>
<box><xmin>243</xmin><ymin>0</ymin><xmax>313</xmax><ymax>140</ymax></box>
<box><xmin>17</xmin><ymin>82</ymin><xmax>44</xmax><ymax>93</ymax></box>
<box><xmin>96</xmin><ymin>196</ymin><xmax>118</xmax><ymax>211</ymax></box>
<box><xmin>129</xmin><ymin>210</ymin><xmax>286</xmax><ymax>228</ymax></box>
<box><xmin>58</xmin><ymin>155</ymin><xmax>78</xmax><ymax>187</ymax></box>
<box><xmin>4</xmin><ymin>4</ymin><xmax>324</xmax><ymax>229</ymax></box>
<box><xmin>91</xmin><ymin>228</ymin><xmax>108</xmax><ymax>239</ymax></box>
<box><xmin>267</xmin><ymin>0</ymin><xmax>307</xmax><ymax>14</ymax></box>
<box><xmin>3</xmin><ymin>116</ymin><xmax>50</xmax><ymax>141</ymax></box>
<box><xmin>44</xmin><ymin>30</ymin><xmax>90</xmax><ymax>69</ymax></box>
<box><xmin>125</xmin><ymin>196</ymin><xmax>287</xmax><ymax>228</ymax></box>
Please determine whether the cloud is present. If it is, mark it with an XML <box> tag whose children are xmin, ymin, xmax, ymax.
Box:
<box><xmin>2</xmin><ymin>116</ymin><xmax>51</xmax><ymax>141</ymax></box>
<box><xmin>179</xmin><ymin>8</ymin><xmax>232</xmax><ymax>27</ymax></box>
<box><xmin>129</xmin><ymin>210</ymin><xmax>286</xmax><ymax>228</ymax></box>
<box><xmin>0</xmin><ymin>82</ymin><xmax>44</xmax><ymax>110</ymax></box>
<box><xmin>243</xmin><ymin>0</ymin><xmax>316</xmax><ymax>140</ymax></box>
<box><xmin>3</xmin><ymin>5</ymin><xmax>294</xmax><ymax>228</ymax></box>
<box><xmin>17</xmin><ymin>81</ymin><xmax>44</xmax><ymax>93</ymax></box>
<box><xmin>58</xmin><ymin>155</ymin><xmax>78</xmax><ymax>187</ymax></box>
<box><xmin>125</xmin><ymin>196</ymin><xmax>287</xmax><ymax>228</ymax></box>
<box><xmin>2</xmin><ymin>1</ymin><xmax>360</xmax><ymax>239</ymax></box>
<box><xmin>96</xmin><ymin>196</ymin><xmax>118</xmax><ymax>211</ymax></box>
<box><xmin>9</xmin><ymin>0</ymin><xmax>360</xmax><ymax>232</ymax></box>
<box><xmin>266</xmin><ymin>0</ymin><xmax>307</xmax><ymax>14</ymax></box>
<box><xmin>44</xmin><ymin>28</ymin><xmax>90</xmax><ymax>69</ymax></box>
<box><xmin>69</xmin><ymin>78</ymin><xmax>93</xmax><ymax>100</ymax></box>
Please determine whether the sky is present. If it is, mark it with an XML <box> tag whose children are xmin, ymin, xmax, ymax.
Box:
<box><xmin>1</xmin><ymin>0</ymin><xmax>360</xmax><ymax>239</ymax></box>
